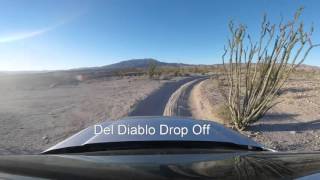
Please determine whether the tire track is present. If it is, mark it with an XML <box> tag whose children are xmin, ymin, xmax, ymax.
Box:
<box><xmin>163</xmin><ymin>78</ymin><xmax>207</xmax><ymax>117</ymax></box>
<box><xmin>129</xmin><ymin>77</ymin><xmax>202</xmax><ymax>116</ymax></box>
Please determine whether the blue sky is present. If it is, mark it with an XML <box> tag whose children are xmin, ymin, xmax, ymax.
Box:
<box><xmin>0</xmin><ymin>0</ymin><xmax>319</xmax><ymax>71</ymax></box>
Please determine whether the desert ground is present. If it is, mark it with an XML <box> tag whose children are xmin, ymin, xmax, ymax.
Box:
<box><xmin>0</xmin><ymin>74</ymin><xmax>173</xmax><ymax>154</ymax></box>
<box><xmin>194</xmin><ymin>71</ymin><xmax>320</xmax><ymax>151</ymax></box>
<box><xmin>1</xmin><ymin>67</ymin><xmax>319</xmax><ymax>154</ymax></box>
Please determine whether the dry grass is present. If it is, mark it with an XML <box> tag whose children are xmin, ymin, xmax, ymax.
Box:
<box><xmin>215</xmin><ymin>104</ymin><xmax>232</xmax><ymax>124</ymax></box>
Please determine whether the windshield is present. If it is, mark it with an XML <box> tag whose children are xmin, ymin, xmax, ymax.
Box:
<box><xmin>0</xmin><ymin>1</ymin><xmax>320</xmax><ymax>179</ymax></box>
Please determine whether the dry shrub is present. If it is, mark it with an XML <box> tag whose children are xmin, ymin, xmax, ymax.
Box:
<box><xmin>221</xmin><ymin>8</ymin><xmax>319</xmax><ymax>130</ymax></box>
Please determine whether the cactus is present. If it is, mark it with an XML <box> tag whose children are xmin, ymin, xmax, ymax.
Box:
<box><xmin>221</xmin><ymin>8</ymin><xmax>319</xmax><ymax>131</ymax></box>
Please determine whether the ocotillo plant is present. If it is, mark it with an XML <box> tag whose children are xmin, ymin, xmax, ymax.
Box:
<box><xmin>221</xmin><ymin>8</ymin><xmax>319</xmax><ymax>131</ymax></box>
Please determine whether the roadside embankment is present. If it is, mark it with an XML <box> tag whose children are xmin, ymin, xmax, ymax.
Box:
<box><xmin>190</xmin><ymin>75</ymin><xmax>320</xmax><ymax>151</ymax></box>
<box><xmin>164</xmin><ymin>79</ymin><xmax>197</xmax><ymax>116</ymax></box>
<box><xmin>189</xmin><ymin>79</ymin><xmax>229</xmax><ymax>125</ymax></box>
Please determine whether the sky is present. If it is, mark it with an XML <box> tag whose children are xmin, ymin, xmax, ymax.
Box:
<box><xmin>0</xmin><ymin>0</ymin><xmax>319</xmax><ymax>71</ymax></box>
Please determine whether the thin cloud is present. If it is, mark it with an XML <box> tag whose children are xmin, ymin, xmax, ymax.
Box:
<box><xmin>0</xmin><ymin>14</ymin><xmax>80</xmax><ymax>43</ymax></box>
<box><xmin>0</xmin><ymin>27</ymin><xmax>54</xmax><ymax>43</ymax></box>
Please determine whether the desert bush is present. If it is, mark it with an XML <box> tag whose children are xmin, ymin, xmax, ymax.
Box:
<box><xmin>148</xmin><ymin>61</ymin><xmax>157</xmax><ymax>79</ymax></box>
<box><xmin>221</xmin><ymin>8</ymin><xmax>319</xmax><ymax>131</ymax></box>
<box><xmin>174</xmin><ymin>68</ymin><xmax>181</xmax><ymax>76</ymax></box>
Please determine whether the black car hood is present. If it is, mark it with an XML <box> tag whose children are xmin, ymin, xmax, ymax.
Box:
<box><xmin>2</xmin><ymin>117</ymin><xmax>320</xmax><ymax>179</ymax></box>
<box><xmin>43</xmin><ymin>116</ymin><xmax>267</xmax><ymax>154</ymax></box>
<box><xmin>1</xmin><ymin>151</ymin><xmax>320</xmax><ymax>179</ymax></box>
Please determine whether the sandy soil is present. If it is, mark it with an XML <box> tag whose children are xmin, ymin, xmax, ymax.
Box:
<box><xmin>163</xmin><ymin>78</ymin><xmax>204</xmax><ymax>116</ymax></box>
<box><xmin>197</xmin><ymin>73</ymin><xmax>320</xmax><ymax>152</ymax></box>
<box><xmin>190</xmin><ymin>79</ymin><xmax>226</xmax><ymax>124</ymax></box>
<box><xmin>0</xmin><ymin>75</ymin><xmax>164</xmax><ymax>154</ymax></box>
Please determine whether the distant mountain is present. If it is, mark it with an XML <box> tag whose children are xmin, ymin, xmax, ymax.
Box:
<box><xmin>55</xmin><ymin>58</ymin><xmax>193</xmax><ymax>80</ymax></box>
<box><xmin>1</xmin><ymin>59</ymin><xmax>193</xmax><ymax>77</ymax></box>
<box><xmin>296</xmin><ymin>64</ymin><xmax>320</xmax><ymax>71</ymax></box>
<box><xmin>99</xmin><ymin>58</ymin><xmax>190</xmax><ymax>70</ymax></box>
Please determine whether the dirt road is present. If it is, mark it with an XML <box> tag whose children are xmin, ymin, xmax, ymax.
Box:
<box><xmin>129</xmin><ymin>77</ymin><xmax>205</xmax><ymax>116</ymax></box>
<box><xmin>163</xmin><ymin>78</ymin><xmax>207</xmax><ymax>116</ymax></box>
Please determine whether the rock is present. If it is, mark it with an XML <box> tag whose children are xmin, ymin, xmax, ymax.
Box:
<box><xmin>42</xmin><ymin>136</ymin><xmax>49</xmax><ymax>144</ymax></box>
<box><xmin>159</xmin><ymin>75</ymin><xmax>172</xmax><ymax>80</ymax></box>
<box><xmin>290</xmin><ymin>131</ymin><xmax>297</xmax><ymax>135</ymax></box>
<box><xmin>254</xmin><ymin>132</ymin><xmax>261</xmax><ymax>135</ymax></box>
<box><xmin>49</xmin><ymin>83</ymin><xmax>57</xmax><ymax>88</ymax></box>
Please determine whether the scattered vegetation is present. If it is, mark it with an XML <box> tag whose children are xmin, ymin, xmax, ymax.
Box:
<box><xmin>110</xmin><ymin>64</ymin><xmax>216</xmax><ymax>79</ymax></box>
<box><xmin>291</xmin><ymin>69</ymin><xmax>320</xmax><ymax>80</ymax></box>
<box><xmin>148</xmin><ymin>61</ymin><xmax>158</xmax><ymax>79</ymax></box>
<box><xmin>220</xmin><ymin>8</ymin><xmax>319</xmax><ymax>131</ymax></box>
<box><xmin>215</xmin><ymin>104</ymin><xmax>232</xmax><ymax>124</ymax></box>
